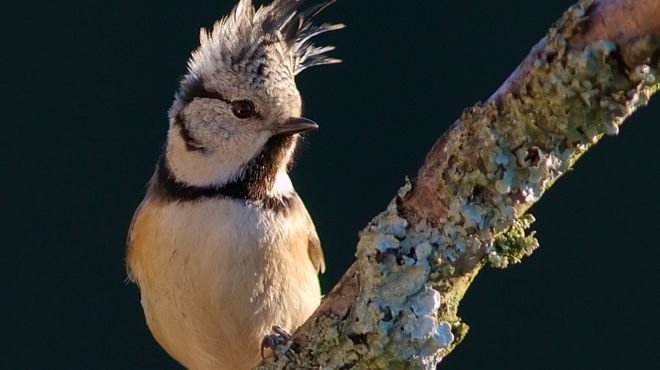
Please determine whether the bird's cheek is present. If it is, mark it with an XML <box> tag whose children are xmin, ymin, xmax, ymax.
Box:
<box><xmin>231</xmin><ymin>131</ymin><xmax>267</xmax><ymax>151</ymax></box>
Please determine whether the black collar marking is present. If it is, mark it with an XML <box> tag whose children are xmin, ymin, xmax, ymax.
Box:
<box><xmin>153</xmin><ymin>134</ymin><xmax>297</xmax><ymax>212</ymax></box>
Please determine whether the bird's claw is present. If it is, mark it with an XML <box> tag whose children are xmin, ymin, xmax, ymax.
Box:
<box><xmin>260</xmin><ymin>325</ymin><xmax>291</xmax><ymax>359</ymax></box>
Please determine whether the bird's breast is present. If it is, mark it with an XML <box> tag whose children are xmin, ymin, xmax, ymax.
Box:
<box><xmin>127</xmin><ymin>195</ymin><xmax>321</xmax><ymax>369</ymax></box>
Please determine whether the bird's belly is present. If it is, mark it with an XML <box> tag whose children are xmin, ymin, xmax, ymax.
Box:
<box><xmin>128</xmin><ymin>199</ymin><xmax>321</xmax><ymax>370</ymax></box>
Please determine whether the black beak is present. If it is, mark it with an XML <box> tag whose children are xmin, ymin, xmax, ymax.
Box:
<box><xmin>274</xmin><ymin>117</ymin><xmax>319</xmax><ymax>136</ymax></box>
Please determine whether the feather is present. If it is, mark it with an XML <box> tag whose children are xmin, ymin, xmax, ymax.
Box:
<box><xmin>188</xmin><ymin>0</ymin><xmax>343</xmax><ymax>77</ymax></box>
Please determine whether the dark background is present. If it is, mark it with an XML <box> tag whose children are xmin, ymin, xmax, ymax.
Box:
<box><xmin>3</xmin><ymin>0</ymin><xmax>659</xmax><ymax>369</ymax></box>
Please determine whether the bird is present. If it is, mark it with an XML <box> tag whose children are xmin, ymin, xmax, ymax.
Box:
<box><xmin>125</xmin><ymin>1</ymin><xmax>343</xmax><ymax>369</ymax></box>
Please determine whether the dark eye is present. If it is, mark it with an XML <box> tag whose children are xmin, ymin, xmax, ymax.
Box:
<box><xmin>231</xmin><ymin>100</ymin><xmax>256</xmax><ymax>119</ymax></box>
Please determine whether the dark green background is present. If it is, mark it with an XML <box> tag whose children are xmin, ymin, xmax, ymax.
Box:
<box><xmin>3</xmin><ymin>0</ymin><xmax>659</xmax><ymax>369</ymax></box>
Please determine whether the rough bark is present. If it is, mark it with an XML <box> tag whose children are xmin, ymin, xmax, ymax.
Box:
<box><xmin>255</xmin><ymin>0</ymin><xmax>660</xmax><ymax>368</ymax></box>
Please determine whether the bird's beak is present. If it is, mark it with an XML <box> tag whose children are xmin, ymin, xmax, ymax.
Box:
<box><xmin>274</xmin><ymin>117</ymin><xmax>319</xmax><ymax>136</ymax></box>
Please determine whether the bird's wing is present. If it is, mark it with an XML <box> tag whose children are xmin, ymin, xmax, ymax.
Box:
<box><xmin>125</xmin><ymin>197</ymin><xmax>150</xmax><ymax>283</ymax></box>
<box><xmin>307</xmin><ymin>229</ymin><xmax>326</xmax><ymax>274</ymax></box>
<box><xmin>295</xmin><ymin>193</ymin><xmax>325</xmax><ymax>274</ymax></box>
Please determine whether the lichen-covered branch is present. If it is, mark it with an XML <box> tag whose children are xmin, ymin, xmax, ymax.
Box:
<box><xmin>255</xmin><ymin>0</ymin><xmax>660</xmax><ymax>368</ymax></box>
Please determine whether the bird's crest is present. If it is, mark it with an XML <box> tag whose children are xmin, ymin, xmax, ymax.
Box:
<box><xmin>188</xmin><ymin>0</ymin><xmax>344</xmax><ymax>78</ymax></box>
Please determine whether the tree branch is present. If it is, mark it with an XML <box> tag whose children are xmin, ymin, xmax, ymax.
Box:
<box><xmin>256</xmin><ymin>0</ymin><xmax>660</xmax><ymax>368</ymax></box>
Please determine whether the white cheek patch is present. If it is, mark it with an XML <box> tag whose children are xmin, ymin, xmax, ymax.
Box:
<box><xmin>167</xmin><ymin>126</ymin><xmax>267</xmax><ymax>187</ymax></box>
<box><xmin>271</xmin><ymin>171</ymin><xmax>294</xmax><ymax>197</ymax></box>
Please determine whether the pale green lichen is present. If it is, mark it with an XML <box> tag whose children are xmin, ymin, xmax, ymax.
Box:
<box><xmin>489</xmin><ymin>214</ymin><xmax>539</xmax><ymax>268</ymax></box>
<box><xmin>255</xmin><ymin>0</ymin><xmax>659</xmax><ymax>368</ymax></box>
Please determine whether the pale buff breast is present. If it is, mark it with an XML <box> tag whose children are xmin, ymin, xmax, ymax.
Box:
<box><xmin>127</xmin><ymin>196</ymin><xmax>322</xmax><ymax>370</ymax></box>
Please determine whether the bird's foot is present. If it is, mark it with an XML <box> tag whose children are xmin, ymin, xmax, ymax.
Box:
<box><xmin>260</xmin><ymin>325</ymin><xmax>291</xmax><ymax>359</ymax></box>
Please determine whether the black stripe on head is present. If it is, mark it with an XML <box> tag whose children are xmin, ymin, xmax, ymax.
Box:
<box><xmin>152</xmin><ymin>134</ymin><xmax>298</xmax><ymax>213</ymax></box>
<box><xmin>173</xmin><ymin>113</ymin><xmax>206</xmax><ymax>152</ymax></box>
<box><xmin>173</xmin><ymin>76</ymin><xmax>229</xmax><ymax>153</ymax></box>
<box><xmin>178</xmin><ymin>76</ymin><xmax>231</xmax><ymax>106</ymax></box>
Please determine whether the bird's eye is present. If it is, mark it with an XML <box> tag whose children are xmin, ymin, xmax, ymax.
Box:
<box><xmin>231</xmin><ymin>100</ymin><xmax>256</xmax><ymax>119</ymax></box>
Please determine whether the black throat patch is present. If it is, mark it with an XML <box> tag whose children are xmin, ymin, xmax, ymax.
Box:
<box><xmin>153</xmin><ymin>134</ymin><xmax>297</xmax><ymax>212</ymax></box>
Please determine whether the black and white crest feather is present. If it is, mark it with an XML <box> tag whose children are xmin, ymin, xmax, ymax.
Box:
<box><xmin>188</xmin><ymin>0</ymin><xmax>344</xmax><ymax>77</ymax></box>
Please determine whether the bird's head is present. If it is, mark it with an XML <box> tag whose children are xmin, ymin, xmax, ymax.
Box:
<box><xmin>162</xmin><ymin>0</ymin><xmax>343</xmax><ymax>192</ymax></box>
